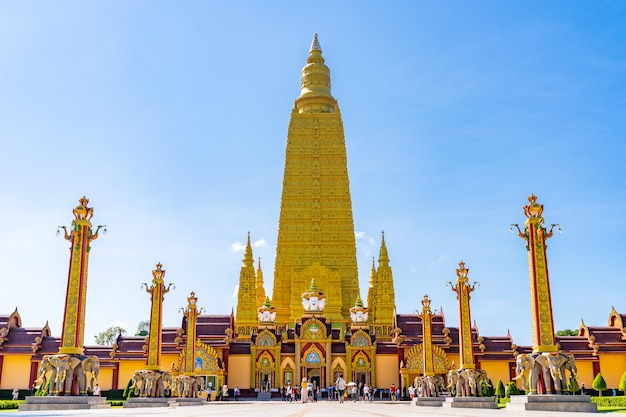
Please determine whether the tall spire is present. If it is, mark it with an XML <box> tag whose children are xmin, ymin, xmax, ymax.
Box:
<box><xmin>295</xmin><ymin>33</ymin><xmax>336</xmax><ymax>113</ymax></box>
<box><xmin>272</xmin><ymin>35</ymin><xmax>359</xmax><ymax>323</ymax></box>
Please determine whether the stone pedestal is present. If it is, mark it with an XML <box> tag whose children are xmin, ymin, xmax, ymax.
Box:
<box><xmin>506</xmin><ymin>394</ymin><xmax>597</xmax><ymax>412</ymax></box>
<box><xmin>174</xmin><ymin>397</ymin><xmax>204</xmax><ymax>406</ymax></box>
<box><xmin>123</xmin><ymin>397</ymin><xmax>174</xmax><ymax>408</ymax></box>
<box><xmin>19</xmin><ymin>396</ymin><xmax>110</xmax><ymax>411</ymax></box>
<box><xmin>443</xmin><ymin>396</ymin><xmax>498</xmax><ymax>409</ymax></box>
<box><xmin>414</xmin><ymin>397</ymin><xmax>445</xmax><ymax>407</ymax></box>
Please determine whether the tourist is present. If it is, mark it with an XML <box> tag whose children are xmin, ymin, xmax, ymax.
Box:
<box><xmin>327</xmin><ymin>384</ymin><xmax>334</xmax><ymax>401</ymax></box>
<box><xmin>336</xmin><ymin>374</ymin><xmax>346</xmax><ymax>404</ymax></box>
<box><xmin>92</xmin><ymin>383</ymin><xmax>101</xmax><ymax>396</ymax></box>
<box><xmin>12</xmin><ymin>388</ymin><xmax>19</xmax><ymax>400</ymax></box>
<box><xmin>363</xmin><ymin>384</ymin><xmax>370</xmax><ymax>402</ymax></box>
<box><xmin>351</xmin><ymin>384</ymin><xmax>357</xmax><ymax>402</ymax></box>
<box><xmin>301</xmin><ymin>378</ymin><xmax>308</xmax><ymax>403</ymax></box>
<box><xmin>280</xmin><ymin>384</ymin><xmax>285</xmax><ymax>401</ymax></box>
<box><xmin>222</xmin><ymin>384</ymin><xmax>229</xmax><ymax>401</ymax></box>
<box><xmin>286</xmin><ymin>383</ymin><xmax>293</xmax><ymax>402</ymax></box>
<box><xmin>312</xmin><ymin>382</ymin><xmax>318</xmax><ymax>402</ymax></box>
<box><xmin>408</xmin><ymin>384</ymin><xmax>415</xmax><ymax>400</ymax></box>
<box><xmin>206</xmin><ymin>384</ymin><xmax>212</xmax><ymax>401</ymax></box>
<box><xmin>234</xmin><ymin>386</ymin><xmax>240</xmax><ymax>401</ymax></box>
<box><xmin>390</xmin><ymin>383</ymin><xmax>397</xmax><ymax>402</ymax></box>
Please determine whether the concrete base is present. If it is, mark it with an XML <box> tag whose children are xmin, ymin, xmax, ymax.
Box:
<box><xmin>443</xmin><ymin>396</ymin><xmax>498</xmax><ymax>409</ymax></box>
<box><xmin>19</xmin><ymin>396</ymin><xmax>110</xmax><ymax>411</ymax></box>
<box><xmin>414</xmin><ymin>397</ymin><xmax>445</xmax><ymax>407</ymax></box>
<box><xmin>506</xmin><ymin>394</ymin><xmax>597</xmax><ymax>412</ymax></box>
<box><xmin>174</xmin><ymin>397</ymin><xmax>204</xmax><ymax>406</ymax></box>
<box><xmin>123</xmin><ymin>397</ymin><xmax>175</xmax><ymax>408</ymax></box>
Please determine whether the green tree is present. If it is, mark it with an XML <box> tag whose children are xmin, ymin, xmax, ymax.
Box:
<box><xmin>555</xmin><ymin>329</ymin><xmax>579</xmax><ymax>336</ymax></box>
<box><xmin>495</xmin><ymin>379</ymin><xmax>506</xmax><ymax>398</ymax></box>
<box><xmin>592</xmin><ymin>373</ymin><xmax>607</xmax><ymax>396</ymax></box>
<box><xmin>135</xmin><ymin>320</ymin><xmax>149</xmax><ymax>336</ymax></box>
<box><xmin>506</xmin><ymin>381</ymin><xmax>521</xmax><ymax>397</ymax></box>
<box><xmin>619</xmin><ymin>370</ymin><xmax>626</xmax><ymax>394</ymax></box>
<box><xmin>95</xmin><ymin>325</ymin><xmax>126</xmax><ymax>346</ymax></box>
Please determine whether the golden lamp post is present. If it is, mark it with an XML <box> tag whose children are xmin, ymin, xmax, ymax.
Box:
<box><xmin>142</xmin><ymin>263</ymin><xmax>173</xmax><ymax>370</ymax></box>
<box><xmin>57</xmin><ymin>197</ymin><xmax>106</xmax><ymax>355</ymax></box>
<box><xmin>510</xmin><ymin>194</ymin><xmax>560</xmax><ymax>354</ymax></box>
<box><xmin>447</xmin><ymin>261</ymin><xmax>478</xmax><ymax>370</ymax></box>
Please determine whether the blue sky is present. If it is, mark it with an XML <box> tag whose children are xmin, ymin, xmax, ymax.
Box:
<box><xmin>1</xmin><ymin>2</ymin><xmax>625</xmax><ymax>347</ymax></box>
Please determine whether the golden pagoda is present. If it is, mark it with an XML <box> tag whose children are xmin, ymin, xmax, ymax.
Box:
<box><xmin>271</xmin><ymin>34</ymin><xmax>360</xmax><ymax>324</ymax></box>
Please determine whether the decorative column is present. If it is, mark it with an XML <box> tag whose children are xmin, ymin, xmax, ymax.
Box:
<box><xmin>511</xmin><ymin>194</ymin><xmax>560</xmax><ymax>354</ymax></box>
<box><xmin>142</xmin><ymin>263</ymin><xmax>173</xmax><ymax>370</ymax></box>
<box><xmin>182</xmin><ymin>292</ymin><xmax>201</xmax><ymax>375</ymax></box>
<box><xmin>418</xmin><ymin>295</ymin><xmax>435</xmax><ymax>376</ymax></box>
<box><xmin>57</xmin><ymin>197</ymin><xmax>105</xmax><ymax>355</ymax></box>
<box><xmin>447</xmin><ymin>261</ymin><xmax>478</xmax><ymax>369</ymax></box>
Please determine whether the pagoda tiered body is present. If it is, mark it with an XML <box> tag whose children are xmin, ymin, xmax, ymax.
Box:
<box><xmin>1</xmin><ymin>35</ymin><xmax>625</xmax><ymax>401</ymax></box>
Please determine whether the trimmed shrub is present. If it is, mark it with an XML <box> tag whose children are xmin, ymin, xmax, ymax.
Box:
<box><xmin>593</xmin><ymin>374</ymin><xmax>607</xmax><ymax>396</ymax></box>
<box><xmin>495</xmin><ymin>379</ymin><xmax>505</xmax><ymax>398</ymax></box>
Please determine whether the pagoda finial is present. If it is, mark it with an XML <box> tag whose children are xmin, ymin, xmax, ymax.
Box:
<box><xmin>378</xmin><ymin>231</ymin><xmax>389</xmax><ymax>265</ymax></box>
<box><xmin>310</xmin><ymin>33</ymin><xmax>321</xmax><ymax>52</ymax></box>
<box><xmin>243</xmin><ymin>232</ymin><xmax>253</xmax><ymax>267</ymax></box>
<box><xmin>296</xmin><ymin>33</ymin><xmax>335</xmax><ymax>113</ymax></box>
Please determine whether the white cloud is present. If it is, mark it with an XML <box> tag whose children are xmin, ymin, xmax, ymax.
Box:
<box><xmin>231</xmin><ymin>238</ymin><xmax>267</xmax><ymax>252</ymax></box>
<box><xmin>355</xmin><ymin>231</ymin><xmax>367</xmax><ymax>240</ymax></box>
<box><xmin>231</xmin><ymin>242</ymin><xmax>245</xmax><ymax>252</ymax></box>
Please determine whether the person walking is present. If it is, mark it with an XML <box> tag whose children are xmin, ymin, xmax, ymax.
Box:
<box><xmin>234</xmin><ymin>386</ymin><xmax>240</xmax><ymax>401</ymax></box>
<box><xmin>336</xmin><ymin>374</ymin><xmax>346</xmax><ymax>404</ymax></box>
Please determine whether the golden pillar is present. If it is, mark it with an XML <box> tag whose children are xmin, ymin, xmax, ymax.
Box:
<box><xmin>58</xmin><ymin>196</ymin><xmax>105</xmax><ymax>355</ymax></box>
<box><xmin>418</xmin><ymin>295</ymin><xmax>436</xmax><ymax>376</ymax></box>
<box><xmin>142</xmin><ymin>263</ymin><xmax>173</xmax><ymax>370</ymax></box>
<box><xmin>447</xmin><ymin>261</ymin><xmax>477</xmax><ymax>369</ymax></box>
<box><xmin>511</xmin><ymin>194</ymin><xmax>560</xmax><ymax>353</ymax></box>
<box><xmin>182</xmin><ymin>291</ymin><xmax>201</xmax><ymax>375</ymax></box>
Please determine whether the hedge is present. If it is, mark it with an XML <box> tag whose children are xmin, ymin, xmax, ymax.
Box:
<box><xmin>591</xmin><ymin>396</ymin><xmax>626</xmax><ymax>408</ymax></box>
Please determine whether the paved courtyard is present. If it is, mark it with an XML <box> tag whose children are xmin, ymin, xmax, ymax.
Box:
<box><xmin>15</xmin><ymin>400</ymin><xmax>606</xmax><ymax>417</ymax></box>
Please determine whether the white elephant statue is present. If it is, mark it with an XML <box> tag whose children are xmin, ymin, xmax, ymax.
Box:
<box><xmin>514</xmin><ymin>353</ymin><xmax>553</xmax><ymax>395</ymax></box>
<box><xmin>46</xmin><ymin>354</ymin><xmax>88</xmax><ymax>396</ymax></box>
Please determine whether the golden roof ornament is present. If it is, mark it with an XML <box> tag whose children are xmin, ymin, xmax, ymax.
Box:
<box><xmin>523</xmin><ymin>193</ymin><xmax>543</xmax><ymax>218</ymax></box>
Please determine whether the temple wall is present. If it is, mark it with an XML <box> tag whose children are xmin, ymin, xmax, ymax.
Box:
<box><xmin>98</xmin><ymin>367</ymin><xmax>113</xmax><ymax>390</ymax></box>
<box><xmin>228</xmin><ymin>355</ymin><xmax>251</xmax><ymax>389</ymax></box>
<box><xmin>479</xmin><ymin>360</ymin><xmax>512</xmax><ymax>388</ymax></box>
<box><xmin>0</xmin><ymin>355</ymin><xmax>31</xmax><ymax>389</ymax></box>
<box><xmin>576</xmin><ymin>360</ymin><xmax>595</xmax><ymax>389</ymax></box>
<box><xmin>117</xmin><ymin>360</ymin><xmax>142</xmax><ymax>390</ymax></box>
<box><xmin>598</xmin><ymin>353</ymin><xmax>626</xmax><ymax>389</ymax></box>
<box><xmin>374</xmin><ymin>355</ymin><xmax>398</xmax><ymax>389</ymax></box>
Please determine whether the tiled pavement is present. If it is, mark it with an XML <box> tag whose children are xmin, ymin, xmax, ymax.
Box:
<box><xmin>14</xmin><ymin>399</ymin><xmax>608</xmax><ymax>417</ymax></box>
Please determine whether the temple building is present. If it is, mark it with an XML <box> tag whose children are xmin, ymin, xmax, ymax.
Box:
<box><xmin>1</xmin><ymin>35</ymin><xmax>626</xmax><ymax>398</ymax></box>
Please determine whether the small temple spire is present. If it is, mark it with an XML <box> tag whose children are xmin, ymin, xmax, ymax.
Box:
<box><xmin>256</xmin><ymin>257</ymin><xmax>266</xmax><ymax>309</ymax></box>
<box><xmin>379</xmin><ymin>231</ymin><xmax>389</xmax><ymax>266</ymax></box>
<box><xmin>243</xmin><ymin>231</ymin><xmax>253</xmax><ymax>267</ymax></box>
